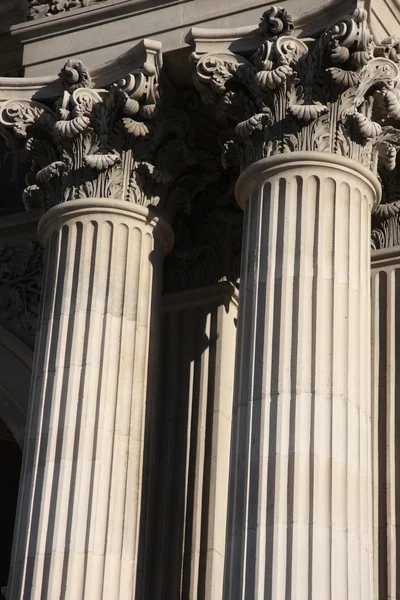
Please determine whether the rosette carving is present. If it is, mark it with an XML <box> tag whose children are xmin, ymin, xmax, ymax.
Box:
<box><xmin>191</xmin><ymin>4</ymin><xmax>400</xmax><ymax>175</ymax></box>
<box><xmin>259</xmin><ymin>6</ymin><xmax>294</xmax><ymax>38</ymax></box>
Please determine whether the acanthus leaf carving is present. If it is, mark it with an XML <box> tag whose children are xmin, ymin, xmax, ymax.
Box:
<box><xmin>0</xmin><ymin>48</ymin><xmax>219</xmax><ymax>220</ymax></box>
<box><xmin>163</xmin><ymin>166</ymin><xmax>243</xmax><ymax>293</ymax></box>
<box><xmin>0</xmin><ymin>51</ymin><xmax>163</xmax><ymax>209</ymax></box>
<box><xmin>372</xmin><ymin>153</ymin><xmax>400</xmax><ymax>249</ymax></box>
<box><xmin>190</xmin><ymin>4</ymin><xmax>400</xmax><ymax>175</ymax></box>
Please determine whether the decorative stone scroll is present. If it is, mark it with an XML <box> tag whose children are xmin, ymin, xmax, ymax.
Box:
<box><xmin>191</xmin><ymin>4</ymin><xmax>400</xmax><ymax>175</ymax></box>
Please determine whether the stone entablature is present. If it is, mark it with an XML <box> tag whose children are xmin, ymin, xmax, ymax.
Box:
<box><xmin>12</xmin><ymin>0</ymin><xmax>354</xmax><ymax>77</ymax></box>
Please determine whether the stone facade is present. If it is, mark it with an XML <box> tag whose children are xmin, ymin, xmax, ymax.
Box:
<box><xmin>0</xmin><ymin>1</ymin><xmax>399</xmax><ymax>598</ymax></box>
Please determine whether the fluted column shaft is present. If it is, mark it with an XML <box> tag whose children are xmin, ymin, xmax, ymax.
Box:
<box><xmin>7</xmin><ymin>199</ymin><xmax>173</xmax><ymax>600</ymax></box>
<box><xmin>371</xmin><ymin>247</ymin><xmax>400</xmax><ymax>600</ymax></box>
<box><xmin>225</xmin><ymin>153</ymin><xmax>380</xmax><ymax>600</ymax></box>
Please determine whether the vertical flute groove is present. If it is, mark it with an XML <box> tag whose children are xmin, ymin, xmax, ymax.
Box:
<box><xmin>7</xmin><ymin>203</ymin><xmax>168</xmax><ymax>600</ymax></box>
<box><xmin>371</xmin><ymin>249</ymin><xmax>400</xmax><ymax>600</ymax></box>
<box><xmin>151</xmin><ymin>285</ymin><xmax>237</xmax><ymax>600</ymax></box>
<box><xmin>226</xmin><ymin>158</ymin><xmax>376</xmax><ymax>600</ymax></box>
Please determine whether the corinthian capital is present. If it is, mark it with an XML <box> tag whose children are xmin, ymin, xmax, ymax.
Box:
<box><xmin>190</xmin><ymin>4</ymin><xmax>400</xmax><ymax>174</ymax></box>
<box><xmin>0</xmin><ymin>41</ymin><xmax>164</xmax><ymax>212</ymax></box>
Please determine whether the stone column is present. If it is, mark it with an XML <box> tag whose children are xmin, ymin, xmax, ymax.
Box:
<box><xmin>227</xmin><ymin>152</ymin><xmax>379</xmax><ymax>598</ymax></box>
<box><xmin>0</xmin><ymin>45</ymin><xmax>183</xmax><ymax>599</ymax></box>
<box><xmin>151</xmin><ymin>283</ymin><xmax>238</xmax><ymax>600</ymax></box>
<box><xmin>371</xmin><ymin>246</ymin><xmax>400</xmax><ymax>600</ymax></box>
<box><xmin>8</xmin><ymin>199</ymin><xmax>172</xmax><ymax>600</ymax></box>
<box><xmin>189</xmin><ymin>5</ymin><xmax>400</xmax><ymax>599</ymax></box>
<box><xmin>370</xmin><ymin>161</ymin><xmax>400</xmax><ymax>600</ymax></box>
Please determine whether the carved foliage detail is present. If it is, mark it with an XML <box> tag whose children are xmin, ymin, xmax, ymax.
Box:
<box><xmin>0</xmin><ymin>58</ymin><xmax>215</xmax><ymax>217</ymax></box>
<box><xmin>0</xmin><ymin>59</ymin><xmax>162</xmax><ymax>210</ymax></box>
<box><xmin>0</xmin><ymin>241</ymin><xmax>43</xmax><ymax>334</ymax></box>
<box><xmin>371</xmin><ymin>158</ymin><xmax>400</xmax><ymax>249</ymax></box>
<box><xmin>191</xmin><ymin>5</ymin><xmax>400</xmax><ymax>174</ymax></box>
<box><xmin>163</xmin><ymin>170</ymin><xmax>242</xmax><ymax>292</ymax></box>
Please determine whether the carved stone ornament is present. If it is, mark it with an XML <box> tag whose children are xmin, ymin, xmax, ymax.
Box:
<box><xmin>159</xmin><ymin>89</ymin><xmax>242</xmax><ymax>293</ymax></box>
<box><xmin>0</xmin><ymin>55</ymin><xmax>162</xmax><ymax>212</ymax></box>
<box><xmin>0</xmin><ymin>48</ymin><xmax>218</xmax><ymax>219</ymax></box>
<box><xmin>29</xmin><ymin>0</ymin><xmax>105</xmax><ymax>20</ymax></box>
<box><xmin>164</xmin><ymin>169</ymin><xmax>242</xmax><ymax>292</ymax></box>
<box><xmin>371</xmin><ymin>156</ymin><xmax>400</xmax><ymax>248</ymax></box>
<box><xmin>0</xmin><ymin>241</ymin><xmax>43</xmax><ymax>335</ymax></box>
<box><xmin>191</xmin><ymin>3</ymin><xmax>400</xmax><ymax>175</ymax></box>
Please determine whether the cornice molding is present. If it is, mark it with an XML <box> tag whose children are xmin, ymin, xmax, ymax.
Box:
<box><xmin>11</xmin><ymin>0</ymin><xmax>359</xmax><ymax>77</ymax></box>
<box><xmin>21</xmin><ymin>0</ymin><xmax>177</xmax><ymax>33</ymax></box>
<box><xmin>371</xmin><ymin>242</ymin><xmax>400</xmax><ymax>266</ymax></box>
<box><xmin>188</xmin><ymin>0</ymin><xmax>357</xmax><ymax>56</ymax></box>
<box><xmin>19</xmin><ymin>0</ymin><xmax>357</xmax><ymax>39</ymax></box>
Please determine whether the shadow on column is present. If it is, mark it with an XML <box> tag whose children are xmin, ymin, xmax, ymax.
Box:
<box><xmin>138</xmin><ymin>299</ymin><xmax>221</xmax><ymax>599</ymax></box>
<box><xmin>0</xmin><ymin>418</ymin><xmax>22</xmax><ymax>598</ymax></box>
